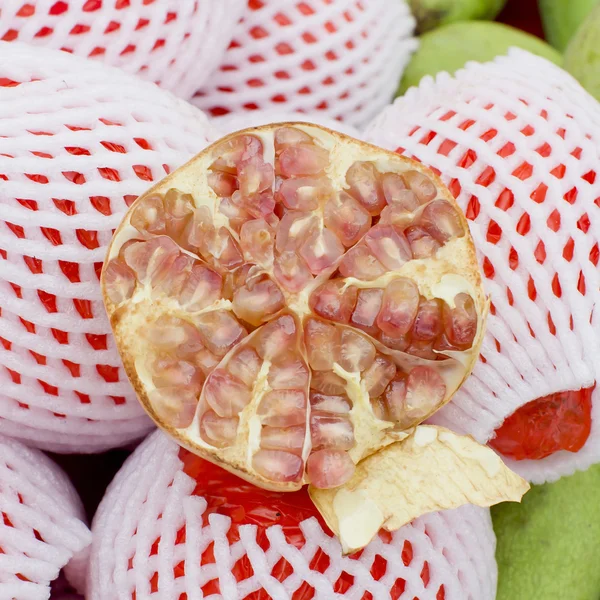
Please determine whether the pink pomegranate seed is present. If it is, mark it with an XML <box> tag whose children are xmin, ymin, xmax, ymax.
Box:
<box><xmin>273</xmin><ymin>250</ymin><xmax>313</xmax><ymax>292</ymax></box>
<box><xmin>338</xmin><ymin>329</ymin><xmax>376</xmax><ymax>373</ymax></box>
<box><xmin>402</xmin><ymin>170</ymin><xmax>437</xmax><ymax>204</ymax></box>
<box><xmin>149</xmin><ymin>387</ymin><xmax>198</xmax><ymax>429</ymax></box>
<box><xmin>274</xmin><ymin>126</ymin><xmax>313</xmax><ymax>151</ymax></box>
<box><xmin>218</xmin><ymin>197</ymin><xmax>250</xmax><ymax>232</ymax></box>
<box><xmin>260</xmin><ymin>425</ymin><xmax>306</xmax><ymax>453</ymax></box>
<box><xmin>305</xmin><ymin>318</ymin><xmax>340</xmax><ymax>371</ymax></box>
<box><xmin>199</xmin><ymin>411</ymin><xmax>239</xmax><ymax>447</ymax></box>
<box><xmin>444</xmin><ymin>293</ymin><xmax>477</xmax><ymax>349</ymax></box>
<box><xmin>204</xmin><ymin>369</ymin><xmax>252</xmax><ymax>418</ymax></box>
<box><xmin>309</xmin><ymin>280</ymin><xmax>357</xmax><ymax>323</ymax></box>
<box><xmin>311</xmin><ymin>414</ymin><xmax>355</xmax><ymax>450</ymax></box>
<box><xmin>275</xmin><ymin>176</ymin><xmax>328</xmax><ymax>211</ymax></box>
<box><xmin>151</xmin><ymin>253</ymin><xmax>193</xmax><ymax>299</ymax></box>
<box><xmin>383</xmin><ymin>374</ymin><xmax>408</xmax><ymax>422</ymax></box>
<box><xmin>276</xmin><ymin>210</ymin><xmax>319</xmax><ymax>252</ymax></box>
<box><xmin>419</xmin><ymin>199</ymin><xmax>465</xmax><ymax>243</ymax></box>
<box><xmin>211</xmin><ymin>135</ymin><xmax>262</xmax><ymax>173</ymax></box>
<box><xmin>192</xmin><ymin>348</ymin><xmax>220</xmax><ymax>377</ymax></box>
<box><xmin>412</xmin><ymin>298</ymin><xmax>443</xmax><ymax>341</ymax></box>
<box><xmin>194</xmin><ymin>310</ymin><xmax>246</xmax><ymax>356</ymax></box>
<box><xmin>227</xmin><ymin>348</ymin><xmax>261</xmax><ymax>387</ymax></box>
<box><xmin>208</xmin><ymin>170</ymin><xmax>238</xmax><ymax>197</ymax></box>
<box><xmin>364</xmin><ymin>224</ymin><xmax>412</xmax><ymax>270</ymax></box>
<box><xmin>404</xmin><ymin>225</ymin><xmax>442</xmax><ymax>259</ymax></box>
<box><xmin>377</xmin><ymin>277</ymin><xmax>420</xmax><ymax>336</ymax></box>
<box><xmin>379</xmin><ymin>331</ymin><xmax>410</xmax><ymax>352</ymax></box>
<box><xmin>351</xmin><ymin>288</ymin><xmax>384</xmax><ymax>333</ymax></box>
<box><xmin>255</xmin><ymin>314</ymin><xmax>297</xmax><ymax>360</ymax></box>
<box><xmin>323</xmin><ymin>191</ymin><xmax>371</xmax><ymax>247</ymax></box>
<box><xmin>382</xmin><ymin>173</ymin><xmax>420</xmax><ymax>211</ymax></box>
<box><xmin>240</xmin><ymin>219</ymin><xmax>275</xmax><ymax>265</ymax></box>
<box><xmin>371</xmin><ymin>397</ymin><xmax>388</xmax><ymax>421</ymax></box>
<box><xmin>310</xmin><ymin>371</ymin><xmax>347</xmax><ymax>396</ymax></box>
<box><xmin>306</xmin><ymin>449</ymin><xmax>355</xmax><ymax>489</ymax></box>
<box><xmin>299</xmin><ymin>227</ymin><xmax>345</xmax><ymax>274</ymax></box>
<box><xmin>310</xmin><ymin>392</ymin><xmax>352</xmax><ymax>414</ymax></box>
<box><xmin>179</xmin><ymin>263</ymin><xmax>223</xmax><ymax>311</ymax></box>
<box><xmin>237</xmin><ymin>155</ymin><xmax>274</xmax><ymax>197</ymax></box>
<box><xmin>131</xmin><ymin>194</ymin><xmax>165</xmax><ymax>234</ymax></box>
<box><xmin>403</xmin><ymin>366</ymin><xmax>446</xmax><ymax>424</ymax></box>
<box><xmin>267</xmin><ymin>356</ymin><xmax>309</xmax><ymax>389</ymax></box>
<box><xmin>203</xmin><ymin>227</ymin><xmax>244</xmax><ymax>270</ymax></box>
<box><xmin>233</xmin><ymin>276</ymin><xmax>285</xmax><ymax>326</ymax></box>
<box><xmin>252</xmin><ymin>449</ymin><xmax>303</xmax><ymax>483</ymax></box>
<box><xmin>152</xmin><ymin>357</ymin><xmax>203</xmax><ymax>392</ymax></box>
<box><xmin>258</xmin><ymin>389</ymin><xmax>307</xmax><ymax>427</ymax></box>
<box><xmin>278</xmin><ymin>143</ymin><xmax>329</xmax><ymax>177</ymax></box>
<box><xmin>406</xmin><ymin>340</ymin><xmax>437</xmax><ymax>360</ymax></box>
<box><xmin>379</xmin><ymin>204</ymin><xmax>417</xmax><ymax>229</ymax></box>
<box><xmin>362</xmin><ymin>354</ymin><xmax>397</xmax><ymax>398</ymax></box>
<box><xmin>338</xmin><ymin>245</ymin><xmax>386</xmax><ymax>281</ymax></box>
<box><xmin>186</xmin><ymin>205</ymin><xmax>215</xmax><ymax>249</ymax></box>
<box><xmin>145</xmin><ymin>315</ymin><xmax>203</xmax><ymax>353</ymax></box>
<box><xmin>123</xmin><ymin>236</ymin><xmax>178</xmax><ymax>282</ymax></box>
<box><xmin>345</xmin><ymin>161</ymin><xmax>386</xmax><ymax>215</ymax></box>
<box><xmin>164</xmin><ymin>189</ymin><xmax>195</xmax><ymax>242</ymax></box>
<box><xmin>103</xmin><ymin>258</ymin><xmax>136</xmax><ymax>304</ymax></box>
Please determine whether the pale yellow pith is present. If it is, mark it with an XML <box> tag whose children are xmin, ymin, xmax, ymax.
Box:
<box><xmin>102</xmin><ymin>122</ymin><xmax>489</xmax><ymax>494</ymax></box>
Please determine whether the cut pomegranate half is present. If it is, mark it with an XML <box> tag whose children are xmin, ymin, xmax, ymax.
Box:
<box><xmin>102</xmin><ymin>123</ymin><xmax>487</xmax><ymax>493</ymax></box>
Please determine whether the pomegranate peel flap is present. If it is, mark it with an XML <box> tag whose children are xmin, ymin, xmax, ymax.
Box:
<box><xmin>101</xmin><ymin>122</ymin><xmax>526</xmax><ymax>548</ymax></box>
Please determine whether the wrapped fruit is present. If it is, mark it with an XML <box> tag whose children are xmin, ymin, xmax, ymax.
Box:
<box><xmin>89</xmin><ymin>430</ymin><xmax>500</xmax><ymax>600</ymax></box>
<box><xmin>408</xmin><ymin>0</ymin><xmax>506</xmax><ymax>33</ymax></box>
<box><xmin>0</xmin><ymin>0</ymin><xmax>245</xmax><ymax>98</ymax></box>
<box><xmin>193</xmin><ymin>0</ymin><xmax>418</xmax><ymax>128</ymax></box>
<box><xmin>0</xmin><ymin>42</ymin><xmax>215</xmax><ymax>452</ymax></box>
<box><xmin>366</xmin><ymin>49</ymin><xmax>600</xmax><ymax>483</ymax></box>
<box><xmin>102</xmin><ymin>122</ymin><xmax>527</xmax><ymax>548</ymax></box>
<box><xmin>0</xmin><ymin>434</ymin><xmax>91</xmax><ymax>599</ymax></box>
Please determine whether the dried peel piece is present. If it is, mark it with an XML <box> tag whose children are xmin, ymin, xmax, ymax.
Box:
<box><xmin>309</xmin><ymin>425</ymin><xmax>529</xmax><ymax>554</ymax></box>
<box><xmin>102</xmin><ymin>122</ymin><xmax>487</xmax><ymax>492</ymax></box>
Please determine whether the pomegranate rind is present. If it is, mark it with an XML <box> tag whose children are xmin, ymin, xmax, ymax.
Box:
<box><xmin>101</xmin><ymin>122</ymin><xmax>487</xmax><ymax>491</ymax></box>
<box><xmin>310</xmin><ymin>425</ymin><xmax>529</xmax><ymax>554</ymax></box>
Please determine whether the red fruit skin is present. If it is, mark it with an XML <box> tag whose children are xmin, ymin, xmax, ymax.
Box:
<box><xmin>490</xmin><ymin>387</ymin><xmax>594</xmax><ymax>461</ymax></box>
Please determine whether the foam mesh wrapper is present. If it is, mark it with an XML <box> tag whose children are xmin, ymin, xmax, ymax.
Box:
<box><xmin>0</xmin><ymin>434</ymin><xmax>91</xmax><ymax>600</ymax></box>
<box><xmin>194</xmin><ymin>0</ymin><xmax>418</xmax><ymax>129</ymax></box>
<box><xmin>88</xmin><ymin>431</ymin><xmax>497</xmax><ymax>600</ymax></box>
<box><xmin>365</xmin><ymin>49</ymin><xmax>600</xmax><ymax>484</ymax></box>
<box><xmin>0</xmin><ymin>0</ymin><xmax>245</xmax><ymax>99</ymax></box>
<box><xmin>0</xmin><ymin>41</ymin><xmax>217</xmax><ymax>453</ymax></box>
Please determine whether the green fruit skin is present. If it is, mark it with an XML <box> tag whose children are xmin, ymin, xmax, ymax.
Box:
<box><xmin>398</xmin><ymin>21</ymin><xmax>562</xmax><ymax>96</ymax></box>
<box><xmin>493</xmin><ymin>464</ymin><xmax>600</xmax><ymax>600</ymax></box>
<box><xmin>538</xmin><ymin>0</ymin><xmax>598</xmax><ymax>52</ymax></box>
<box><xmin>564</xmin><ymin>2</ymin><xmax>600</xmax><ymax>101</ymax></box>
<box><xmin>409</xmin><ymin>0</ymin><xmax>507</xmax><ymax>33</ymax></box>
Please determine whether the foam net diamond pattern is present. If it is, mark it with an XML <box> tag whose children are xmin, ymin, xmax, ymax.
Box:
<box><xmin>0</xmin><ymin>42</ymin><xmax>216</xmax><ymax>452</ymax></box>
<box><xmin>0</xmin><ymin>0</ymin><xmax>245</xmax><ymax>99</ymax></box>
<box><xmin>89</xmin><ymin>431</ymin><xmax>497</xmax><ymax>600</ymax></box>
<box><xmin>193</xmin><ymin>0</ymin><xmax>418</xmax><ymax>128</ymax></box>
<box><xmin>365</xmin><ymin>49</ymin><xmax>600</xmax><ymax>483</ymax></box>
<box><xmin>0</xmin><ymin>434</ymin><xmax>91</xmax><ymax>600</ymax></box>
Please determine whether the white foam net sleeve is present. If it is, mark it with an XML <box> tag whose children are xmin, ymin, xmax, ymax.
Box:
<box><xmin>88</xmin><ymin>431</ymin><xmax>497</xmax><ymax>600</ymax></box>
<box><xmin>0</xmin><ymin>0</ymin><xmax>245</xmax><ymax>99</ymax></box>
<box><xmin>0</xmin><ymin>41</ymin><xmax>217</xmax><ymax>453</ymax></box>
<box><xmin>365</xmin><ymin>48</ymin><xmax>600</xmax><ymax>484</ymax></box>
<box><xmin>0</xmin><ymin>434</ymin><xmax>92</xmax><ymax>600</ymax></box>
<box><xmin>210</xmin><ymin>110</ymin><xmax>362</xmax><ymax>141</ymax></box>
<box><xmin>193</xmin><ymin>0</ymin><xmax>418</xmax><ymax>129</ymax></box>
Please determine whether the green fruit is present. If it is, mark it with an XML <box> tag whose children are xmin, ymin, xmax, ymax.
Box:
<box><xmin>493</xmin><ymin>464</ymin><xmax>600</xmax><ymax>600</ymax></box>
<box><xmin>564</xmin><ymin>2</ymin><xmax>600</xmax><ymax>100</ymax></box>
<box><xmin>409</xmin><ymin>0</ymin><xmax>507</xmax><ymax>33</ymax></box>
<box><xmin>398</xmin><ymin>21</ymin><xmax>562</xmax><ymax>96</ymax></box>
<box><xmin>538</xmin><ymin>0</ymin><xmax>597</xmax><ymax>52</ymax></box>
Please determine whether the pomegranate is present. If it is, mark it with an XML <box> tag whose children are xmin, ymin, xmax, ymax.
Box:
<box><xmin>0</xmin><ymin>434</ymin><xmax>91</xmax><ymax>598</ymax></box>
<box><xmin>102</xmin><ymin>122</ymin><xmax>488</xmax><ymax>492</ymax></box>
<box><xmin>0</xmin><ymin>0</ymin><xmax>244</xmax><ymax>98</ymax></box>
<box><xmin>88</xmin><ymin>430</ymin><xmax>501</xmax><ymax>600</ymax></box>
<box><xmin>365</xmin><ymin>49</ymin><xmax>600</xmax><ymax>482</ymax></box>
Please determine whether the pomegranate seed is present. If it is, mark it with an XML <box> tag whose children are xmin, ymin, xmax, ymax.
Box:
<box><xmin>346</xmin><ymin>161</ymin><xmax>386</xmax><ymax>215</ymax></box>
<box><xmin>299</xmin><ymin>227</ymin><xmax>344</xmax><ymax>274</ymax></box>
<box><xmin>278</xmin><ymin>143</ymin><xmax>329</xmax><ymax>177</ymax></box>
<box><xmin>145</xmin><ymin>315</ymin><xmax>202</xmax><ymax>353</ymax></box>
<box><xmin>382</xmin><ymin>172</ymin><xmax>420</xmax><ymax>211</ymax></box>
<box><xmin>274</xmin><ymin>126</ymin><xmax>312</xmax><ymax>150</ymax></box>
<box><xmin>194</xmin><ymin>311</ymin><xmax>246</xmax><ymax>356</ymax></box>
<box><xmin>103</xmin><ymin>258</ymin><xmax>136</xmax><ymax>304</ymax></box>
<box><xmin>267</xmin><ymin>356</ymin><xmax>309</xmax><ymax>389</ymax></box>
<box><xmin>371</xmin><ymin>397</ymin><xmax>388</xmax><ymax>420</ymax></box>
<box><xmin>203</xmin><ymin>227</ymin><xmax>244</xmax><ymax>270</ymax></box>
<box><xmin>233</xmin><ymin>275</ymin><xmax>285</xmax><ymax>326</ymax></box>
<box><xmin>384</xmin><ymin>374</ymin><xmax>408</xmax><ymax>422</ymax></box>
<box><xmin>412</xmin><ymin>299</ymin><xmax>443</xmax><ymax>341</ymax></box>
<box><xmin>401</xmin><ymin>170</ymin><xmax>436</xmax><ymax>204</ymax></box>
<box><xmin>152</xmin><ymin>357</ymin><xmax>202</xmax><ymax>391</ymax></box>
<box><xmin>405</xmin><ymin>225</ymin><xmax>441</xmax><ymax>259</ymax></box>
<box><xmin>443</xmin><ymin>294</ymin><xmax>477</xmax><ymax>349</ymax></box>
<box><xmin>240</xmin><ymin>218</ymin><xmax>275</xmax><ymax>265</ymax></box>
<box><xmin>406</xmin><ymin>340</ymin><xmax>437</xmax><ymax>360</ymax></box>
<box><xmin>211</xmin><ymin>135</ymin><xmax>262</xmax><ymax>173</ymax></box>
<box><xmin>276</xmin><ymin>210</ymin><xmax>319</xmax><ymax>252</ymax></box>
<box><xmin>164</xmin><ymin>189</ymin><xmax>195</xmax><ymax>242</ymax></box>
<box><xmin>148</xmin><ymin>387</ymin><xmax>198</xmax><ymax>429</ymax></box>
<box><xmin>309</xmin><ymin>280</ymin><xmax>357</xmax><ymax>323</ymax></box>
<box><xmin>275</xmin><ymin>176</ymin><xmax>329</xmax><ymax>210</ymax></box>
<box><xmin>310</xmin><ymin>392</ymin><xmax>352</xmax><ymax>414</ymax></box>
<box><xmin>351</xmin><ymin>288</ymin><xmax>384</xmax><ymax>333</ymax></box>
<box><xmin>311</xmin><ymin>414</ymin><xmax>355</xmax><ymax>450</ymax></box>
<box><xmin>379</xmin><ymin>330</ymin><xmax>410</xmax><ymax>352</ymax></box>
<box><xmin>261</xmin><ymin>425</ymin><xmax>306</xmax><ymax>453</ymax></box>
<box><xmin>419</xmin><ymin>200</ymin><xmax>465</xmax><ymax>243</ymax></box>
<box><xmin>254</xmin><ymin>315</ymin><xmax>298</xmax><ymax>360</ymax></box>
<box><xmin>338</xmin><ymin>245</ymin><xmax>386</xmax><ymax>281</ymax></box>
<box><xmin>227</xmin><ymin>348</ymin><xmax>261</xmax><ymax>387</ymax></box>
<box><xmin>204</xmin><ymin>369</ymin><xmax>252</xmax><ymax>418</ymax></box>
<box><xmin>306</xmin><ymin>449</ymin><xmax>355</xmax><ymax>489</ymax></box>
<box><xmin>237</xmin><ymin>155</ymin><xmax>274</xmax><ymax>197</ymax></box>
<box><xmin>305</xmin><ymin>318</ymin><xmax>340</xmax><ymax>371</ymax></box>
<box><xmin>258</xmin><ymin>389</ymin><xmax>307</xmax><ymax>427</ymax></box>
<box><xmin>402</xmin><ymin>366</ymin><xmax>446</xmax><ymax>426</ymax></box>
<box><xmin>123</xmin><ymin>236</ymin><xmax>178</xmax><ymax>282</ymax></box>
<box><xmin>179</xmin><ymin>264</ymin><xmax>223</xmax><ymax>311</ymax></box>
<box><xmin>310</xmin><ymin>371</ymin><xmax>347</xmax><ymax>396</ymax></box>
<box><xmin>199</xmin><ymin>411</ymin><xmax>239</xmax><ymax>447</ymax></box>
<box><xmin>376</xmin><ymin>277</ymin><xmax>420</xmax><ymax>336</ymax></box>
<box><xmin>252</xmin><ymin>449</ymin><xmax>303</xmax><ymax>482</ymax></box>
<box><xmin>131</xmin><ymin>194</ymin><xmax>165</xmax><ymax>234</ymax></box>
<box><xmin>362</xmin><ymin>355</ymin><xmax>397</xmax><ymax>398</ymax></box>
<box><xmin>273</xmin><ymin>250</ymin><xmax>313</xmax><ymax>292</ymax></box>
<box><xmin>338</xmin><ymin>329</ymin><xmax>376</xmax><ymax>373</ymax></box>
<box><xmin>208</xmin><ymin>170</ymin><xmax>238</xmax><ymax>197</ymax></box>
<box><xmin>364</xmin><ymin>224</ymin><xmax>412</xmax><ymax>270</ymax></box>
<box><xmin>151</xmin><ymin>253</ymin><xmax>193</xmax><ymax>298</ymax></box>
<box><xmin>323</xmin><ymin>191</ymin><xmax>371</xmax><ymax>246</ymax></box>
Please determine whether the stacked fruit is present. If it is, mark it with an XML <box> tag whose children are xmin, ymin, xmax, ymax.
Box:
<box><xmin>0</xmin><ymin>1</ymin><xmax>598</xmax><ymax>599</ymax></box>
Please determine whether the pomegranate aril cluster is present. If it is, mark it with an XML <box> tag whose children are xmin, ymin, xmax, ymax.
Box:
<box><xmin>104</xmin><ymin>124</ymin><xmax>479</xmax><ymax>491</ymax></box>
